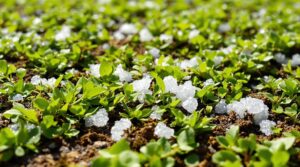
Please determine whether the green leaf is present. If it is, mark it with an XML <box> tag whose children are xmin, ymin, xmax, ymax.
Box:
<box><xmin>70</xmin><ymin>104</ymin><xmax>86</xmax><ymax>116</ymax></box>
<box><xmin>6</xmin><ymin>103</ymin><xmax>39</xmax><ymax>124</ymax></box>
<box><xmin>212</xmin><ymin>150</ymin><xmax>241</xmax><ymax>166</ymax></box>
<box><xmin>83</xmin><ymin>80</ymin><xmax>106</xmax><ymax>99</ymax></box>
<box><xmin>119</xmin><ymin>150</ymin><xmax>140</xmax><ymax>167</ymax></box>
<box><xmin>100</xmin><ymin>61</ymin><xmax>113</xmax><ymax>76</ymax></box>
<box><xmin>0</xmin><ymin>60</ymin><xmax>8</xmax><ymax>75</ymax></box>
<box><xmin>151</xmin><ymin>72</ymin><xmax>165</xmax><ymax>92</ymax></box>
<box><xmin>184</xmin><ymin>154</ymin><xmax>199</xmax><ymax>166</ymax></box>
<box><xmin>16</xmin><ymin>68</ymin><xmax>26</xmax><ymax>79</ymax></box>
<box><xmin>108</xmin><ymin>139</ymin><xmax>130</xmax><ymax>155</ymax></box>
<box><xmin>271</xmin><ymin>149</ymin><xmax>290</xmax><ymax>167</ymax></box>
<box><xmin>41</xmin><ymin>115</ymin><xmax>57</xmax><ymax>128</ymax></box>
<box><xmin>227</xmin><ymin>125</ymin><xmax>239</xmax><ymax>141</ymax></box>
<box><xmin>270</xmin><ymin>137</ymin><xmax>295</xmax><ymax>151</ymax></box>
<box><xmin>33</xmin><ymin>97</ymin><xmax>49</xmax><ymax>111</ymax></box>
<box><xmin>15</xmin><ymin>146</ymin><xmax>25</xmax><ymax>157</ymax></box>
<box><xmin>177</xmin><ymin>128</ymin><xmax>198</xmax><ymax>152</ymax></box>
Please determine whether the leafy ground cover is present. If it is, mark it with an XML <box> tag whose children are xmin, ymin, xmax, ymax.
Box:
<box><xmin>0</xmin><ymin>0</ymin><xmax>300</xmax><ymax>166</ymax></box>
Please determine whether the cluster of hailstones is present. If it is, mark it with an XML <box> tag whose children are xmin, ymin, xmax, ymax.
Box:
<box><xmin>27</xmin><ymin>64</ymin><xmax>276</xmax><ymax>140</ymax></box>
<box><xmin>215</xmin><ymin>97</ymin><xmax>276</xmax><ymax>136</ymax></box>
<box><xmin>85</xmin><ymin>66</ymin><xmax>276</xmax><ymax>139</ymax></box>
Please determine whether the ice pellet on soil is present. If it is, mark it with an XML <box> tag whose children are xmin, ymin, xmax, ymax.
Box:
<box><xmin>89</xmin><ymin>64</ymin><xmax>101</xmax><ymax>77</ymax></box>
<box><xmin>163</xmin><ymin>76</ymin><xmax>178</xmax><ymax>94</ymax></box>
<box><xmin>9</xmin><ymin>124</ymin><xmax>19</xmax><ymax>133</ymax></box>
<box><xmin>60</xmin><ymin>49</ymin><xmax>70</xmax><ymax>54</ymax></box>
<box><xmin>33</xmin><ymin>17</ymin><xmax>42</xmax><ymax>25</ymax></box>
<box><xmin>221</xmin><ymin>46</ymin><xmax>234</xmax><ymax>55</ymax></box>
<box><xmin>175</xmin><ymin>81</ymin><xmax>196</xmax><ymax>101</ymax></box>
<box><xmin>55</xmin><ymin>25</ymin><xmax>71</xmax><ymax>41</ymax></box>
<box><xmin>227</xmin><ymin>101</ymin><xmax>247</xmax><ymax>119</ymax></box>
<box><xmin>240</xmin><ymin>97</ymin><xmax>269</xmax><ymax>125</ymax></box>
<box><xmin>159</xmin><ymin>34</ymin><xmax>173</xmax><ymax>43</ymax></box>
<box><xmin>111</xmin><ymin>118</ymin><xmax>132</xmax><ymax>141</ymax></box>
<box><xmin>227</xmin><ymin>97</ymin><xmax>269</xmax><ymax>125</ymax></box>
<box><xmin>31</xmin><ymin>75</ymin><xmax>42</xmax><ymax>85</ymax></box>
<box><xmin>85</xmin><ymin>108</ymin><xmax>109</xmax><ymax>127</ymax></box>
<box><xmin>149</xmin><ymin>48</ymin><xmax>160</xmax><ymax>58</ymax></box>
<box><xmin>274</xmin><ymin>53</ymin><xmax>287</xmax><ymax>64</ymax></box>
<box><xmin>179</xmin><ymin>57</ymin><xmax>198</xmax><ymax>69</ymax></box>
<box><xmin>12</xmin><ymin>94</ymin><xmax>24</xmax><ymax>102</ymax></box>
<box><xmin>30</xmin><ymin>75</ymin><xmax>57</xmax><ymax>88</ymax></box>
<box><xmin>132</xmin><ymin>76</ymin><xmax>152</xmax><ymax>92</ymax></box>
<box><xmin>213</xmin><ymin>56</ymin><xmax>224</xmax><ymax>65</ymax></box>
<box><xmin>218</xmin><ymin>23</ymin><xmax>231</xmax><ymax>33</ymax></box>
<box><xmin>154</xmin><ymin>122</ymin><xmax>174</xmax><ymax>139</ymax></box>
<box><xmin>291</xmin><ymin>54</ymin><xmax>300</xmax><ymax>67</ymax></box>
<box><xmin>113</xmin><ymin>31</ymin><xmax>125</xmax><ymax>40</ymax></box>
<box><xmin>203</xmin><ymin>78</ymin><xmax>215</xmax><ymax>87</ymax></box>
<box><xmin>114</xmin><ymin>64</ymin><xmax>132</xmax><ymax>82</ymax></box>
<box><xmin>46</xmin><ymin>77</ymin><xmax>57</xmax><ymax>88</ymax></box>
<box><xmin>139</xmin><ymin>28</ymin><xmax>153</xmax><ymax>42</ymax></box>
<box><xmin>188</xmin><ymin>29</ymin><xmax>200</xmax><ymax>39</ymax></box>
<box><xmin>119</xmin><ymin>23</ymin><xmax>137</xmax><ymax>35</ymax></box>
<box><xmin>259</xmin><ymin>120</ymin><xmax>276</xmax><ymax>136</ymax></box>
<box><xmin>182</xmin><ymin>97</ymin><xmax>198</xmax><ymax>113</ymax></box>
<box><xmin>132</xmin><ymin>76</ymin><xmax>152</xmax><ymax>102</ymax></box>
<box><xmin>215</xmin><ymin>99</ymin><xmax>227</xmax><ymax>114</ymax></box>
<box><xmin>150</xmin><ymin>105</ymin><xmax>162</xmax><ymax>120</ymax></box>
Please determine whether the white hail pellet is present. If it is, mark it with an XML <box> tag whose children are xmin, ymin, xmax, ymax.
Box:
<box><xmin>218</xmin><ymin>23</ymin><xmax>231</xmax><ymax>33</ymax></box>
<box><xmin>85</xmin><ymin>108</ymin><xmax>109</xmax><ymax>127</ymax></box>
<box><xmin>240</xmin><ymin>97</ymin><xmax>269</xmax><ymax>125</ymax></box>
<box><xmin>12</xmin><ymin>94</ymin><xmax>23</xmax><ymax>102</ymax></box>
<box><xmin>227</xmin><ymin>101</ymin><xmax>247</xmax><ymax>119</ymax></box>
<box><xmin>132</xmin><ymin>76</ymin><xmax>152</xmax><ymax>103</ymax></box>
<box><xmin>175</xmin><ymin>81</ymin><xmax>196</xmax><ymax>101</ymax></box>
<box><xmin>111</xmin><ymin>118</ymin><xmax>132</xmax><ymax>141</ymax></box>
<box><xmin>227</xmin><ymin>97</ymin><xmax>269</xmax><ymax>125</ymax></box>
<box><xmin>31</xmin><ymin>75</ymin><xmax>42</xmax><ymax>85</ymax></box>
<box><xmin>182</xmin><ymin>97</ymin><xmax>198</xmax><ymax>113</ymax></box>
<box><xmin>119</xmin><ymin>23</ymin><xmax>138</xmax><ymax>35</ymax></box>
<box><xmin>113</xmin><ymin>64</ymin><xmax>132</xmax><ymax>82</ymax></box>
<box><xmin>9</xmin><ymin>124</ymin><xmax>19</xmax><ymax>133</ymax></box>
<box><xmin>159</xmin><ymin>34</ymin><xmax>173</xmax><ymax>43</ymax></box>
<box><xmin>154</xmin><ymin>122</ymin><xmax>174</xmax><ymax>139</ymax></box>
<box><xmin>163</xmin><ymin>76</ymin><xmax>178</xmax><ymax>94</ymax></box>
<box><xmin>213</xmin><ymin>56</ymin><xmax>224</xmax><ymax>66</ymax></box>
<box><xmin>203</xmin><ymin>78</ymin><xmax>215</xmax><ymax>87</ymax></box>
<box><xmin>132</xmin><ymin>76</ymin><xmax>152</xmax><ymax>93</ymax></box>
<box><xmin>179</xmin><ymin>57</ymin><xmax>198</xmax><ymax>69</ymax></box>
<box><xmin>215</xmin><ymin>99</ymin><xmax>227</xmax><ymax>114</ymax></box>
<box><xmin>221</xmin><ymin>46</ymin><xmax>234</xmax><ymax>55</ymax></box>
<box><xmin>55</xmin><ymin>25</ymin><xmax>71</xmax><ymax>41</ymax></box>
<box><xmin>188</xmin><ymin>29</ymin><xmax>200</xmax><ymax>39</ymax></box>
<box><xmin>139</xmin><ymin>28</ymin><xmax>153</xmax><ymax>42</ymax></box>
<box><xmin>149</xmin><ymin>48</ymin><xmax>160</xmax><ymax>58</ymax></box>
<box><xmin>259</xmin><ymin>120</ymin><xmax>276</xmax><ymax>136</ymax></box>
<box><xmin>31</xmin><ymin>75</ymin><xmax>56</xmax><ymax>88</ymax></box>
<box><xmin>46</xmin><ymin>77</ymin><xmax>57</xmax><ymax>88</ymax></box>
<box><xmin>150</xmin><ymin>105</ymin><xmax>162</xmax><ymax>120</ymax></box>
<box><xmin>291</xmin><ymin>54</ymin><xmax>300</xmax><ymax>67</ymax></box>
<box><xmin>60</xmin><ymin>49</ymin><xmax>70</xmax><ymax>54</ymax></box>
<box><xmin>113</xmin><ymin>31</ymin><xmax>125</xmax><ymax>40</ymax></box>
<box><xmin>33</xmin><ymin>17</ymin><xmax>42</xmax><ymax>25</ymax></box>
<box><xmin>89</xmin><ymin>64</ymin><xmax>101</xmax><ymax>77</ymax></box>
<box><xmin>274</xmin><ymin>53</ymin><xmax>288</xmax><ymax>64</ymax></box>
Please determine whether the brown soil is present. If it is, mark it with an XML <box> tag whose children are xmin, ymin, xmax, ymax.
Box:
<box><xmin>2</xmin><ymin>129</ymin><xmax>113</xmax><ymax>167</ymax></box>
<box><xmin>0</xmin><ymin>114</ymin><xmax>10</xmax><ymax>128</ymax></box>
<box><xmin>127</xmin><ymin>119</ymin><xmax>156</xmax><ymax>150</ymax></box>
